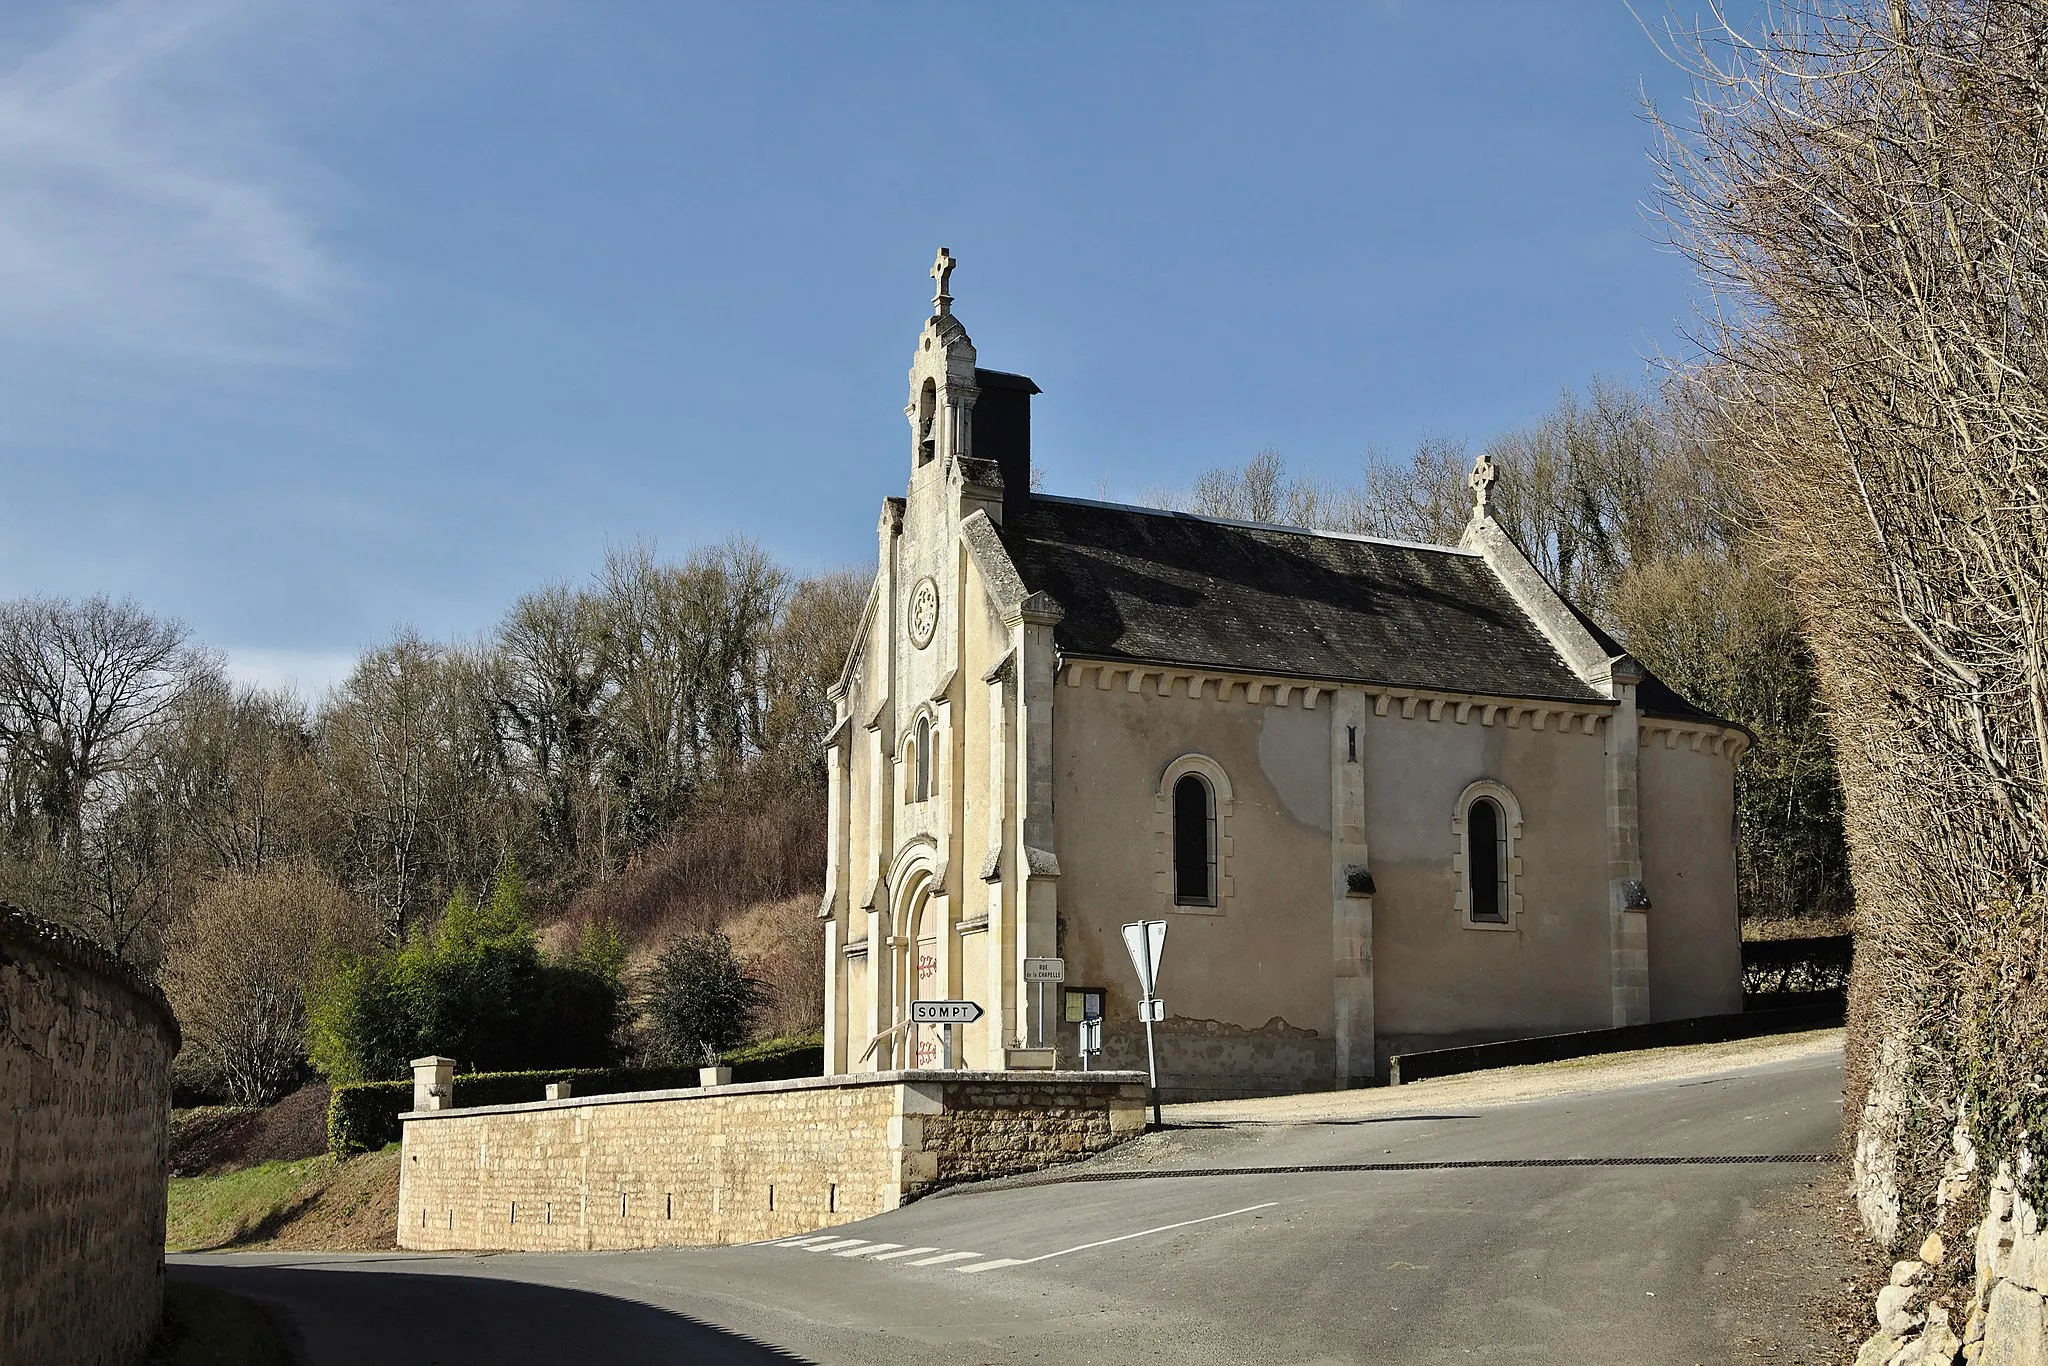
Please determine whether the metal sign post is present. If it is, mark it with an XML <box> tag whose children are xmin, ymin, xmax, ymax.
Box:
<box><xmin>1023</xmin><ymin>957</ymin><xmax>1064</xmax><ymax>1049</ymax></box>
<box><xmin>1120</xmin><ymin>920</ymin><xmax>1168</xmax><ymax>1127</ymax></box>
<box><xmin>908</xmin><ymin>1000</ymin><xmax>984</xmax><ymax>1070</ymax></box>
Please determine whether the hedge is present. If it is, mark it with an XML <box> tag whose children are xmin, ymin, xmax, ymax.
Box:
<box><xmin>326</xmin><ymin>1032</ymin><xmax>824</xmax><ymax>1155</ymax></box>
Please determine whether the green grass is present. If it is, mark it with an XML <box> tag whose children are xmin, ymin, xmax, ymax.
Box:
<box><xmin>166</xmin><ymin>1155</ymin><xmax>334</xmax><ymax>1251</ymax></box>
<box><xmin>725</xmin><ymin>1027</ymin><xmax>824</xmax><ymax>1063</ymax></box>
<box><xmin>149</xmin><ymin>1282</ymin><xmax>294</xmax><ymax>1366</ymax></box>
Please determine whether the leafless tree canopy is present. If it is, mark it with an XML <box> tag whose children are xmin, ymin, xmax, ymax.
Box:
<box><xmin>1654</xmin><ymin>0</ymin><xmax>2048</xmax><ymax>1237</ymax></box>
<box><xmin>0</xmin><ymin>542</ymin><xmax>863</xmax><ymax>987</ymax></box>
<box><xmin>159</xmin><ymin>862</ymin><xmax>376</xmax><ymax>1105</ymax></box>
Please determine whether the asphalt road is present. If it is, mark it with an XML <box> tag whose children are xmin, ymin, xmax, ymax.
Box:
<box><xmin>172</xmin><ymin>1043</ymin><xmax>1845</xmax><ymax>1366</ymax></box>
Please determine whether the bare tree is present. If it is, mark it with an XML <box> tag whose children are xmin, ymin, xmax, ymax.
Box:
<box><xmin>495</xmin><ymin>584</ymin><xmax>612</xmax><ymax>880</ymax></box>
<box><xmin>1654</xmin><ymin>0</ymin><xmax>2048</xmax><ymax>1242</ymax></box>
<box><xmin>160</xmin><ymin>862</ymin><xmax>376</xmax><ymax>1105</ymax></box>
<box><xmin>0</xmin><ymin>595</ymin><xmax>216</xmax><ymax>958</ymax></box>
<box><xmin>0</xmin><ymin>595</ymin><xmax>212</xmax><ymax>853</ymax></box>
<box><xmin>320</xmin><ymin>634</ymin><xmax>502</xmax><ymax>941</ymax></box>
<box><xmin>150</xmin><ymin>681</ymin><xmax>330</xmax><ymax>878</ymax></box>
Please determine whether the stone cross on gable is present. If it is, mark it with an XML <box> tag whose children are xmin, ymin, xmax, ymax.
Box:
<box><xmin>1469</xmin><ymin>452</ymin><xmax>1498</xmax><ymax>518</ymax></box>
<box><xmin>931</xmin><ymin>247</ymin><xmax>957</xmax><ymax>314</ymax></box>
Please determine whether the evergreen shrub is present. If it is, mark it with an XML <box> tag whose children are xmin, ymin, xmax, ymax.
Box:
<box><xmin>307</xmin><ymin>862</ymin><xmax>628</xmax><ymax>1085</ymax></box>
<box><xmin>325</xmin><ymin>1031</ymin><xmax>824</xmax><ymax>1154</ymax></box>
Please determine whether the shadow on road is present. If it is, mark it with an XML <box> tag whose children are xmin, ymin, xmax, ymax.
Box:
<box><xmin>1165</xmin><ymin>1113</ymin><xmax>1484</xmax><ymax>1128</ymax></box>
<box><xmin>171</xmin><ymin>1261</ymin><xmax>815</xmax><ymax>1366</ymax></box>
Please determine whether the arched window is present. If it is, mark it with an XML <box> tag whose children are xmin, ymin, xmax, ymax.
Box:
<box><xmin>914</xmin><ymin>714</ymin><xmax>932</xmax><ymax>802</ymax></box>
<box><xmin>1173</xmin><ymin>773</ymin><xmax>1214</xmax><ymax>906</ymax></box>
<box><xmin>917</xmin><ymin>380</ymin><xmax>937</xmax><ymax>465</ymax></box>
<box><xmin>1156</xmin><ymin>754</ymin><xmax>1233</xmax><ymax>913</ymax></box>
<box><xmin>1453</xmin><ymin>780</ymin><xmax>1523</xmax><ymax>929</ymax></box>
<box><xmin>1467</xmin><ymin>797</ymin><xmax>1507</xmax><ymax>923</ymax></box>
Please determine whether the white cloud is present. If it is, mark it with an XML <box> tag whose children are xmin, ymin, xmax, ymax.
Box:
<box><xmin>0</xmin><ymin>0</ymin><xmax>349</xmax><ymax>365</ymax></box>
<box><xmin>222</xmin><ymin>646</ymin><xmax>358</xmax><ymax>700</ymax></box>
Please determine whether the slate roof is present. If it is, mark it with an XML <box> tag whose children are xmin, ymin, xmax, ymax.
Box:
<box><xmin>997</xmin><ymin>496</ymin><xmax>1721</xmax><ymax>724</ymax></box>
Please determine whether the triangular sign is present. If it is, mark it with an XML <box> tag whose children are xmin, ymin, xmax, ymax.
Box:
<box><xmin>1121</xmin><ymin>919</ymin><xmax>1166</xmax><ymax>997</ymax></box>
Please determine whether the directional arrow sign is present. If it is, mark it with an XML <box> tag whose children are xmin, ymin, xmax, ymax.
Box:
<box><xmin>909</xmin><ymin>1000</ymin><xmax>984</xmax><ymax>1025</ymax></box>
<box><xmin>1121</xmin><ymin>920</ymin><xmax>1167</xmax><ymax>997</ymax></box>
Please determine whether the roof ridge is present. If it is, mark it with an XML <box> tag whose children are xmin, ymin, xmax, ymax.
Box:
<box><xmin>1030</xmin><ymin>493</ymin><xmax>1481</xmax><ymax>557</ymax></box>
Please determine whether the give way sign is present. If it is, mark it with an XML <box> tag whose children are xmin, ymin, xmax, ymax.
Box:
<box><xmin>1121</xmin><ymin>920</ymin><xmax>1167</xmax><ymax>998</ymax></box>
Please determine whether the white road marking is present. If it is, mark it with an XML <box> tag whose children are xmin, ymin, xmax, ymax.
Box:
<box><xmin>759</xmin><ymin>1201</ymin><xmax>1277</xmax><ymax>1278</ymax></box>
<box><xmin>955</xmin><ymin>1258</ymin><xmax>1026</xmax><ymax>1274</ymax></box>
<box><xmin>966</xmin><ymin>1201</ymin><xmax>1279</xmax><ymax>1271</ymax></box>
<box><xmin>765</xmin><ymin>1236</ymin><xmax>838</xmax><ymax>1248</ymax></box>
<box><xmin>835</xmin><ymin>1243</ymin><xmax>903</xmax><ymax>1258</ymax></box>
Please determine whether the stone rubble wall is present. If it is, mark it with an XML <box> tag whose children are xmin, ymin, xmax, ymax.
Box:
<box><xmin>397</xmin><ymin>1069</ymin><xmax>1147</xmax><ymax>1252</ymax></box>
<box><xmin>1851</xmin><ymin>1090</ymin><xmax>2048</xmax><ymax>1365</ymax></box>
<box><xmin>0</xmin><ymin>907</ymin><xmax>180</xmax><ymax>1366</ymax></box>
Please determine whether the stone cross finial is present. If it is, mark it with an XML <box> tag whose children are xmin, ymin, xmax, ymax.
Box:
<box><xmin>1469</xmin><ymin>452</ymin><xmax>1498</xmax><ymax>519</ymax></box>
<box><xmin>931</xmin><ymin>247</ymin><xmax>957</xmax><ymax>314</ymax></box>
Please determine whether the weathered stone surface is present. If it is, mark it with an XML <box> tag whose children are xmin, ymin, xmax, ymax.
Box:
<box><xmin>1880</xmin><ymin>1282</ymin><xmax>1929</xmax><ymax>1337</ymax></box>
<box><xmin>1981</xmin><ymin>1280</ymin><xmax>2047</xmax><ymax>1366</ymax></box>
<box><xmin>0</xmin><ymin>907</ymin><xmax>179</xmax><ymax>1366</ymax></box>
<box><xmin>2005</xmin><ymin>1226</ymin><xmax>2048</xmax><ymax>1295</ymax></box>
<box><xmin>1897</xmin><ymin>1307</ymin><xmax>1963</xmax><ymax>1365</ymax></box>
<box><xmin>397</xmin><ymin>1069</ymin><xmax>1147</xmax><ymax>1252</ymax></box>
<box><xmin>1897</xmin><ymin>1260</ymin><xmax>1933</xmax><ymax>1287</ymax></box>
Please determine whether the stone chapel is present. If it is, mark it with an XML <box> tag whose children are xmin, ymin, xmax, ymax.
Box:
<box><xmin>818</xmin><ymin>250</ymin><xmax>1747</xmax><ymax>1098</ymax></box>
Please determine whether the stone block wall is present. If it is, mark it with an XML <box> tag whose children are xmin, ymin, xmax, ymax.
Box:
<box><xmin>0</xmin><ymin>906</ymin><xmax>180</xmax><ymax>1366</ymax></box>
<box><xmin>398</xmin><ymin>1069</ymin><xmax>1146</xmax><ymax>1252</ymax></box>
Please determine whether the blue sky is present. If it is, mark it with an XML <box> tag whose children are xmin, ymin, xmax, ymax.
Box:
<box><xmin>0</xmin><ymin>1</ymin><xmax>1742</xmax><ymax>696</ymax></box>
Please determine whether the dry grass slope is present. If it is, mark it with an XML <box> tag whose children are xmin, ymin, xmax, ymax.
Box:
<box><xmin>166</xmin><ymin>1149</ymin><xmax>399</xmax><ymax>1252</ymax></box>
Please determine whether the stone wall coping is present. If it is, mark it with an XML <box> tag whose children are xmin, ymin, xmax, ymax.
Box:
<box><xmin>0</xmin><ymin>901</ymin><xmax>180</xmax><ymax>1048</ymax></box>
<box><xmin>400</xmin><ymin>1068</ymin><xmax>1150</xmax><ymax>1123</ymax></box>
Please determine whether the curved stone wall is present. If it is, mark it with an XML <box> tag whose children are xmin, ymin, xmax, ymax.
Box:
<box><xmin>1</xmin><ymin>905</ymin><xmax>180</xmax><ymax>1366</ymax></box>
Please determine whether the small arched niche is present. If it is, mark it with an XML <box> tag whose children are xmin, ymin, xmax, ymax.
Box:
<box><xmin>917</xmin><ymin>379</ymin><xmax>938</xmax><ymax>466</ymax></box>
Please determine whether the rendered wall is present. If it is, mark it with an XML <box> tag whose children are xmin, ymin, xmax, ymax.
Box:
<box><xmin>1367</xmin><ymin>703</ymin><xmax>1615</xmax><ymax>1057</ymax></box>
<box><xmin>1638</xmin><ymin>738</ymin><xmax>1744</xmax><ymax>1020</ymax></box>
<box><xmin>0</xmin><ymin>907</ymin><xmax>179</xmax><ymax>1366</ymax></box>
<box><xmin>1052</xmin><ymin>679</ymin><xmax>1337</xmax><ymax>1099</ymax></box>
<box><xmin>397</xmin><ymin>1070</ymin><xmax>1147</xmax><ymax>1252</ymax></box>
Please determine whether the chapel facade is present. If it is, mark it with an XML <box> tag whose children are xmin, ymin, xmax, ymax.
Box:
<box><xmin>818</xmin><ymin>252</ymin><xmax>1747</xmax><ymax>1098</ymax></box>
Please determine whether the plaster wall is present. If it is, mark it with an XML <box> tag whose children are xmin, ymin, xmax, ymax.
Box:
<box><xmin>1365</xmin><ymin>705</ymin><xmax>1614</xmax><ymax>1055</ymax></box>
<box><xmin>1638</xmin><ymin>739</ymin><xmax>1744</xmax><ymax>1019</ymax></box>
<box><xmin>1051</xmin><ymin>680</ymin><xmax>1337</xmax><ymax>1096</ymax></box>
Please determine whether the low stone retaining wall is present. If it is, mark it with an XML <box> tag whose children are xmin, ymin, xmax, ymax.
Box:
<box><xmin>1848</xmin><ymin>1047</ymin><xmax>2048</xmax><ymax>1365</ymax></box>
<box><xmin>397</xmin><ymin>1069</ymin><xmax>1147</xmax><ymax>1251</ymax></box>
<box><xmin>0</xmin><ymin>905</ymin><xmax>180</xmax><ymax>1366</ymax></box>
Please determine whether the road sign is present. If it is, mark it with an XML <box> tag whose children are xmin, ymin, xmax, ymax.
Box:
<box><xmin>1121</xmin><ymin>920</ymin><xmax>1169</xmax><ymax>1127</ymax></box>
<box><xmin>1023</xmin><ymin>957</ymin><xmax>1066</xmax><ymax>983</ymax></box>
<box><xmin>908</xmin><ymin>999</ymin><xmax>984</xmax><ymax>1025</ymax></box>
<box><xmin>1121</xmin><ymin>920</ymin><xmax>1166</xmax><ymax>996</ymax></box>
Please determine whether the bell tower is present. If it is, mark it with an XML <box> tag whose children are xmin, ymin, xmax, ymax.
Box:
<box><xmin>906</xmin><ymin>247</ymin><xmax>980</xmax><ymax>480</ymax></box>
